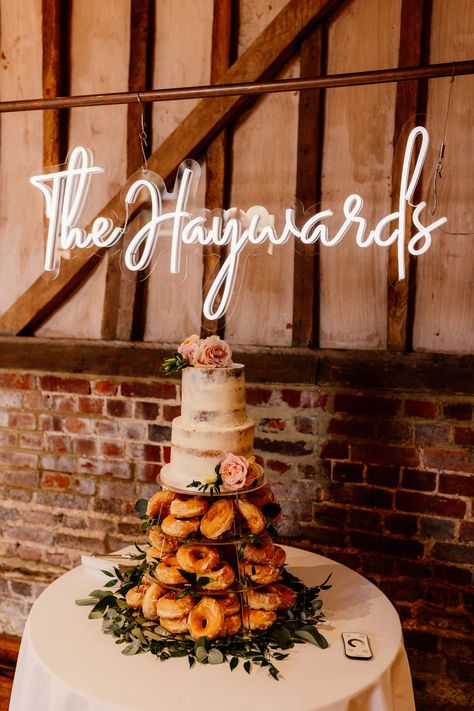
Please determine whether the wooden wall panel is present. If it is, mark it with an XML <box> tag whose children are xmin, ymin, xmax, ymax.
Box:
<box><xmin>413</xmin><ymin>0</ymin><xmax>474</xmax><ymax>353</ymax></box>
<box><xmin>144</xmin><ymin>0</ymin><xmax>213</xmax><ymax>342</ymax></box>
<box><xmin>319</xmin><ymin>0</ymin><xmax>401</xmax><ymax>349</ymax></box>
<box><xmin>0</xmin><ymin>0</ymin><xmax>44</xmax><ymax>315</ymax></box>
<box><xmin>37</xmin><ymin>0</ymin><xmax>130</xmax><ymax>338</ymax></box>
<box><xmin>226</xmin><ymin>0</ymin><xmax>299</xmax><ymax>346</ymax></box>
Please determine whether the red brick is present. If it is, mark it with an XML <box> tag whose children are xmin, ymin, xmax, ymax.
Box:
<box><xmin>41</xmin><ymin>454</ymin><xmax>74</xmax><ymax>473</ymax></box>
<box><xmin>432</xmin><ymin>542</ymin><xmax>474</xmax><ymax>565</ymax></box>
<box><xmin>0</xmin><ymin>373</ymin><xmax>34</xmax><ymax>390</ymax></box>
<box><xmin>73</xmin><ymin>438</ymin><xmax>97</xmax><ymax>456</ymax></box>
<box><xmin>423</xmin><ymin>449</ymin><xmax>474</xmax><ymax>473</ymax></box>
<box><xmin>93</xmin><ymin>380</ymin><xmax>118</xmax><ymax>396</ymax></box>
<box><xmin>331</xmin><ymin>484</ymin><xmax>393</xmax><ymax>510</ymax></box>
<box><xmin>294</xmin><ymin>416</ymin><xmax>316</xmax><ymax>434</ymax></box>
<box><xmin>419</xmin><ymin>517</ymin><xmax>455</xmax><ymax>541</ymax></box>
<box><xmin>443</xmin><ymin>402</ymin><xmax>473</xmax><ymax>420</ymax></box>
<box><xmin>23</xmin><ymin>392</ymin><xmax>46</xmax><ymax>409</ymax></box>
<box><xmin>39</xmin><ymin>414</ymin><xmax>63</xmax><ymax>431</ymax></box>
<box><xmin>2</xmin><ymin>470</ymin><xmax>40</xmax><ymax>488</ymax></box>
<box><xmin>397</xmin><ymin>560</ymin><xmax>431</xmax><ymax>578</ymax></box>
<box><xmin>433</xmin><ymin>564</ymin><xmax>472</xmax><ymax>586</ymax></box>
<box><xmin>7</xmin><ymin>526</ymin><xmax>54</xmax><ymax>546</ymax></box>
<box><xmin>19</xmin><ymin>433</ymin><xmax>43</xmax><ymax>449</ymax></box>
<box><xmin>98</xmin><ymin>480</ymin><xmax>135</xmax><ymax>500</ymax></box>
<box><xmin>148</xmin><ymin>425</ymin><xmax>171</xmax><ymax>443</ymax></box>
<box><xmin>45</xmin><ymin>434</ymin><xmax>70</xmax><ymax>453</ymax></box>
<box><xmin>459</xmin><ymin>522</ymin><xmax>474</xmax><ymax>543</ymax></box>
<box><xmin>266</xmin><ymin>459</ymin><xmax>291</xmax><ymax>474</ymax></box>
<box><xmin>381</xmin><ymin>578</ymin><xmax>424</xmax><ymax>602</ymax></box>
<box><xmin>106</xmin><ymin>399</ymin><xmax>133</xmax><ymax>418</ymax></box>
<box><xmin>439</xmin><ymin>473</ymin><xmax>474</xmax><ymax>497</ymax></box>
<box><xmin>76</xmin><ymin>476</ymin><xmax>96</xmax><ymax>496</ymax></box>
<box><xmin>404</xmin><ymin>399</ymin><xmax>438</xmax><ymax>418</ymax></box>
<box><xmin>135</xmin><ymin>462</ymin><xmax>162</xmax><ymax>482</ymax></box>
<box><xmin>0</xmin><ymin>432</ymin><xmax>17</xmax><ymax>447</ymax></box>
<box><xmin>415</xmin><ymin>606</ymin><xmax>471</xmax><ymax>635</ymax></box>
<box><xmin>65</xmin><ymin>417</ymin><xmax>92</xmax><ymax>434</ymax></box>
<box><xmin>162</xmin><ymin>445</ymin><xmax>171</xmax><ymax>464</ymax></box>
<box><xmin>321</xmin><ymin>440</ymin><xmax>349</xmax><ymax>460</ymax></box>
<box><xmin>121</xmin><ymin>381</ymin><xmax>176</xmax><ymax>399</ymax></box>
<box><xmin>120</xmin><ymin>422</ymin><xmax>146</xmax><ymax>440</ymax></box>
<box><xmin>401</xmin><ymin>468</ymin><xmax>437</xmax><ymax>492</ymax></box>
<box><xmin>314</xmin><ymin>503</ymin><xmax>347</xmax><ymax>528</ymax></box>
<box><xmin>0</xmin><ymin>392</ymin><xmax>22</xmax><ymax>408</ymax></box>
<box><xmin>349</xmin><ymin>508</ymin><xmax>382</xmax><ymax>532</ymax></box>
<box><xmin>7</xmin><ymin>413</ymin><xmax>36</xmax><ymax>430</ymax></box>
<box><xmin>385</xmin><ymin>512</ymin><xmax>418</xmax><ymax>536</ymax></box>
<box><xmin>0</xmin><ymin>451</ymin><xmax>38</xmax><ymax>468</ymax></box>
<box><xmin>78</xmin><ymin>396</ymin><xmax>104</xmax><ymax>415</ymax></box>
<box><xmin>41</xmin><ymin>471</ymin><xmax>71</xmax><ymax>490</ymax></box>
<box><xmin>415</xmin><ymin>424</ymin><xmax>449</xmax><ymax>445</ymax></box>
<box><xmin>259</xmin><ymin>417</ymin><xmax>286</xmax><ymax>433</ymax></box>
<box><xmin>351</xmin><ymin>444</ymin><xmax>418</xmax><ymax>468</ymax></box>
<box><xmin>328</xmin><ymin>417</ymin><xmax>379</xmax><ymax>439</ymax></box>
<box><xmin>396</xmin><ymin>491</ymin><xmax>466</xmax><ymax>518</ymax></box>
<box><xmin>137</xmin><ymin>443</ymin><xmax>162</xmax><ymax>463</ymax></box>
<box><xmin>163</xmin><ymin>404</ymin><xmax>180</xmax><ymax>421</ymax></box>
<box><xmin>255</xmin><ymin>437</ymin><xmax>311</xmax><ymax>457</ymax></box>
<box><xmin>332</xmin><ymin>462</ymin><xmax>363</xmax><ymax>482</ymax></box>
<box><xmin>39</xmin><ymin>375</ymin><xmax>90</xmax><ymax>394</ymax></box>
<box><xmin>246</xmin><ymin>387</ymin><xmax>272</xmax><ymax>406</ymax></box>
<box><xmin>453</xmin><ymin>427</ymin><xmax>474</xmax><ymax>446</ymax></box>
<box><xmin>100</xmin><ymin>440</ymin><xmax>126</xmax><ymax>458</ymax></box>
<box><xmin>281</xmin><ymin>389</ymin><xmax>301</xmax><ymax>407</ymax></box>
<box><xmin>281</xmin><ymin>500</ymin><xmax>312</xmax><ymax>521</ymax></box>
<box><xmin>55</xmin><ymin>532</ymin><xmax>107</xmax><ymax>552</ymax></box>
<box><xmin>350</xmin><ymin>531</ymin><xmax>424</xmax><ymax>558</ymax></box>
<box><xmin>135</xmin><ymin>401</ymin><xmax>159</xmax><ymax>420</ymax></box>
<box><xmin>94</xmin><ymin>420</ymin><xmax>118</xmax><ymax>436</ymax></box>
<box><xmin>49</xmin><ymin>394</ymin><xmax>76</xmax><ymax>413</ymax></box>
<box><xmin>334</xmin><ymin>394</ymin><xmax>401</xmax><ymax>416</ymax></box>
<box><xmin>366</xmin><ymin>465</ymin><xmax>400</xmax><ymax>487</ymax></box>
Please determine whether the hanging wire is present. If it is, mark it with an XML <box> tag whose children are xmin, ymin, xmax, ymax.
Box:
<box><xmin>428</xmin><ymin>67</ymin><xmax>474</xmax><ymax>235</ymax></box>
<box><xmin>137</xmin><ymin>92</ymin><xmax>149</xmax><ymax>174</ymax></box>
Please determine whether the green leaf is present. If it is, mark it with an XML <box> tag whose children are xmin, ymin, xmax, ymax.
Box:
<box><xmin>88</xmin><ymin>589</ymin><xmax>111</xmax><ymax>599</ymax></box>
<box><xmin>188</xmin><ymin>655</ymin><xmax>196</xmax><ymax>669</ymax></box>
<box><xmin>208</xmin><ymin>648</ymin><xmax>224</xmax><ymax>665</ymax></box>
<box><xmin>104</xmin><ymin>579</ymin><xmax>118</xmax><ymax>588</ymax></box>
<box><xmin>75</xmin><ymin>598</ymin><xmax>97</xmax><ymax>606</ymax></box>
<box><xmin>244</xmin><ymin>660</ymin><xmax>252</xmax><ymax>675</ymax></box>
<box><xmin>100</xmin><ymin>569</ymin><xmax>116</xmax><ymax>578</ymax></box>
<box><xmin>230</xmin><ymin>656</ymin><xmax>239</xmax><ymax>671</ymax></box>
<box><xmin>196</xmin><ymin>576</ymin><xmax>212</xmax><ymax>587</ymax></box>
<box><xmin>135</xmin><ymin>499</ymin><xmax>148</xmax><ymax>515</ymax></box>
<box><xmin>178</xmin><ymin>569</ymin><xmax>196</xmax><ymax>584</ymax></box>
<box><xmin>195</xmin><ymin>646</ymin><xmax>208</xmax><ymax>663</ymax></box>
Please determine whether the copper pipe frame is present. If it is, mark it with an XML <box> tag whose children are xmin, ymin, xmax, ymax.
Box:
<box><xmin>0</xmin><ymin>60</ymin><xmax>473</xmax><ymax>113</ymax></box>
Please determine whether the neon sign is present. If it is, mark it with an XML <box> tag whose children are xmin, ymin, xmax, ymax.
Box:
<box><xmin>30</xmin><ymin>126</ymin><xmax>447</xmax><ymax>321</ymax></box>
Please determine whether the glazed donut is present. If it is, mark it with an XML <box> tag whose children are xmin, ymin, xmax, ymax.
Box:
<box><xmin>125</xmin><ymin>584</ymin><xmax>148</xmax><ymax>609</ymax></box>
<box><xmin>146</xmin><ymin>490</ymin><xmax>176</xmax><ymax>519</ymax></box>
<box><xmin>242</xmin><ymin>533</ymin><xmax>275</xmax><ymax>564</ymax></box>
<box><xmin>200</xmin><ymin>499</ymin><xmax>235</xmax><ymax>539</ymax></box>
<box><xmin>237</xmin><ymin>499</ymin><xmax>266</xmax><ymax>534</ymax></box>
<box><xmin>176</xmin><ymin>544</ymin><xmax>220</xmax><ymax>573</ymax></box>
<box><xmin>156</xmin><ymin>591</ymin><xmax>196</xmax><ymax>619</ymax></box>
<box><xmin>161</xmin><ymin>515</ymin><xmax>200</xmax><ymax>539</ymax></box>
<box><xmin>148</xmin><ymin>525</ymin><xmax>179</xmax><ymax>554</ymax></box>
<box><xmin>242</xmin><ymin>607</ymin><xmax>276</xmax><ymax>631</ymax></box>
<box><xmin>268</xmin><ymin>583</ymin><xmax>297</xmax><ymax>609</ymax></box>
<box><xmin>142</xmin><ymin>582</ymin><xmax>166</xmax><ymax>619</ymax></box>
<box><xmin>241</xmin><ymin>562</ymin><xmax>280</xmax><ymax>585</ymax></box>
<box><xmin>217</xmin><ymin>593</ymin><xmax>240</xmax><ymax>616</ymax></box>
<box><xmin>170</xmin><ymin>496</ymin><xmax>208</xmax><ymax>518</ymax></box>
<box><xmin>246</xmin><ymin>586</ymin><xmax>281</xmax><ymax>611</ymax></box>
<box><xmin>247</xmin><ymin>484</ymin><xmax>276</xmax><ymax>510</ymax></box>
<box><xmin>272</xmin><ymin>546</ymin><xmax>286</xmax><ymax>567</ymax></box>
<box><xmin>159</xmin><ymin>616</ymin><xmax>188</xmax><ymax>634</ymax></box>
<box><xmin>187</xmin><ymin>596</ymin><xmax>224</xmax><ymax>640</ymax></box>
<box><xmin>218</xmin><ymin>613</ymin><xmax>241</xmax><ymax>637</ymax></box>
<box><xmin>201</xmin><ymin>562</ymin><xmax>235</xmax><ymax>591</ymax></box>
<box><xmin>154</xmin><ymin>555</ymin><xmax>188</xmax><ymax>585</ymax></box>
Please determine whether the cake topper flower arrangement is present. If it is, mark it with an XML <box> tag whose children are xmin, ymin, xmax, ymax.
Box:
<box><xmin>160</xmin><ymin>334</ymin><xmax>233</xmax><ymax>375</ymax></box>
<box><xmin>188</xmin><ymin>452</ymin><xmax>264</xmax><ymax>495</ymax></box>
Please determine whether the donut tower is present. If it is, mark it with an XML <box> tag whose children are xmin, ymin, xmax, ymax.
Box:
<box><xmin>126</xmin><ymin>336</ymin><xmax>296</xmax><ymax>640</ymax></box>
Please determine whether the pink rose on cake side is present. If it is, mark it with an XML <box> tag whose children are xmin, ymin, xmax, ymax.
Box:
<box><xmin>245</xmin><ymin>456</ymin><xmax>264</xmax><ymax>487</ymax></box>
<box><xmin>178</xmin><ymin>334</ymin><xmax>200</xmax><ymax>363</ymax></box>
<box><xmin>220</xmin><ymin>452</ymin><xmax>248</xmax><ymax>491</ymax></box>
<box><xmin>192</xmin><ymin>335</ymin><xmax>233</xmax><ymax>368</ymax></box>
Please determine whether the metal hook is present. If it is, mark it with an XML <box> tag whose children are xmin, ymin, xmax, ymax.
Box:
<box><xmin>137</xmin><ymin>92</ymin><xmax>149</xmax><ymax>174</ymax></box>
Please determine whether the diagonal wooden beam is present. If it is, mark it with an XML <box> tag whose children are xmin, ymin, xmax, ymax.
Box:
<box><xmin>0</xmin><ymin>0</ymin><xmax>344</xmax><ymax>336</ymax></box>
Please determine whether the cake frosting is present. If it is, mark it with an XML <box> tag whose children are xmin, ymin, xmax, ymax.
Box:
<box><xmin>160</xmin><ymin>364</ymin><xmax>256</xmax><ymax>491</ymax></box>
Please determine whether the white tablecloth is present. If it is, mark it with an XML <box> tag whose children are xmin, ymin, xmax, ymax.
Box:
<box><xmin>9</xmin><ymin>546</ymin><xmax>415</xmax><ymax>711</ymax></box>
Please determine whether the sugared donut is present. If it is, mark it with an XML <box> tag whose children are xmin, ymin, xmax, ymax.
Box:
<box><xmin>154</xmin><ymin>555</ymin><xmax>188</xmax><ymax>585</ymax></box>
<box><xmin>142</xmin><ymin>582</ymin><xmax>166</xmax><ymax>619</ymax></box>
<box><xmin>159</xmin><ymin>616</ymin><xmax>188</xmax><ymax>634</ymax></box>
<box><xmin>242</xmin><ymin>607</ymin><xmax>276</xmax><ymax>630</ymax></box>
<box><xmin>148</xmin><ymin>525</ymin><xmax>179</xmax><ymax>554</ymax></box>
<box><xmin>246</xmin><ymin>586</ymin><xmax>281</xmax><ymax>611</ymax></box>
<box><xmin>201</xmin><ymin>562</ymin><xmax>235</xmax><ymax>590</ymax></box>
<box><xmin>161</xmin><ymin>515</ymin><xmax>200</xmax><ymax>539</ymax></box>
<box><xmin>218</xmin><ymin>613</ymin><xmax>241</xmax><ymax>637</ymax></box>
<box><xmin>237</xmin><ymin>499</ymin><xmax>266</xmax><ymax>534</ymax></box>
<box><xmin>217</xmin><ymin>593</ymin><xmax>240</xmax><ymax>616</ymax></box>
<box><xmin>242</xmin><ymin>533</ymin><xmax>275</xmax><ymax>564</ymax></box>
<box><xmin>241</xmin><ymin>562</ymin><xmax>280</xmax><ymax>585</ymax></box>
<box><xmin>170</xmin><ymin>496</ymin><xmax>208</xmax><ymax>518</ymax></box>
<box><xmin>200</xmin><ymin>499</ymin><xmax>235</xmax><ymax>539</ymax></box>
<box><xmin>146</xmin><ymin>490</ymin><xmax>176</xmax><ymax>519</ymax></box>
<box><xmin>272</xmin><ymin>546</ymin><xmax>286</xmax><ymax>567</ymax></box>
<box><xmin>176</xmin><ymin>545</ymin><xmax>220</xmax><ymax>573</ymax></box>
<box><xmin>188</xmin><ymin>596</ymin><xmax>224</xmax><ymax>640</ymax></box>
<box><xmin>268</xmin><ymin>583</ymin><xmax>297</xmax><ymax>609</ymax></box>
<box><xmin>125</xmin><ymin>584</ymin><xmax>148</xmax><ymax>609</ymax></box>
<box><xmin>156</xmin><ymin>591</ymin><xmax>196</xmax><ymax>619</ymax></box>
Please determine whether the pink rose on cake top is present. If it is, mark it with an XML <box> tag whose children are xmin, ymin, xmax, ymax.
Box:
<box><xmin>161</xmin><ymin>334</ymin><xmax>233</xmax><ymax>374</ymax></box>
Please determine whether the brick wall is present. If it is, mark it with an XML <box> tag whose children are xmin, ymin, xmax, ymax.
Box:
<box><xmin>0</xmin><ymin>369</ymin><xmax>472</xmax><ymax>709</ymax></box>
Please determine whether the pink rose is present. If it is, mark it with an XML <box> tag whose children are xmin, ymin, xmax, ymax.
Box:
<box><xmin>245</xmin><ymin>459</ymin><xmax>264</xmax><ymax>487</ymax></box>
<box><xmin>178</xmin><ymin>334</ymin><xmax>200</xmax><ymax>362</ymax></box>
<box><xmin>192</xmin><ymin>335</ymin><xmax>232</xmax><ymax>367</ymax></box>
<box><xmin>220</xmin><ymin>452</ymin><xmax>248</xmax><ymax>491</ymax></box>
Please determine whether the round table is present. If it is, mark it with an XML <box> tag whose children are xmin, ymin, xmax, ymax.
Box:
<box><xmin>9</xmin><ymin>546</ymin><xmax>415</xmax><ymax>711</ymax></box>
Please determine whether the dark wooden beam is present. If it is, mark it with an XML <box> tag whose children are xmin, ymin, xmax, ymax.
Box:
<box><xmin>387</xmin><ymin>0</ymin><xmax>431</xmax><ymax>351</ymax></box>
<box><xmin>292</xmin><ymin>22</ymin><xmax>327</xmax><ymax>346</ymax></box>
<box><xmin>202</xmin><ymin>0</ymin><xmax>235</xmax><ymax>337</ymax></box>
<box><xmin>0</xmin><ymin>336</ymin><xmax>472</xmax><ymax>393</ymax></box>
<box><xmin>101</xmin><ymin>0</ymin><xmax>154</xmax><ymax>340</ymax></box>
<box><xmin>0</xmin><ymin>0</ymin><xmax>345</xmax><ymax>337</ymax></box>
<box><xmin>42</xmin><ymin>0</ymin><xmax>69</xmax><ymax>167</ymax></box>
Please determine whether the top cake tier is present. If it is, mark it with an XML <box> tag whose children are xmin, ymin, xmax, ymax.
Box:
<box><xmin>181</xmin><ymin>364</ymin><xmax>248</xmax><ymax>428</ymax></box>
